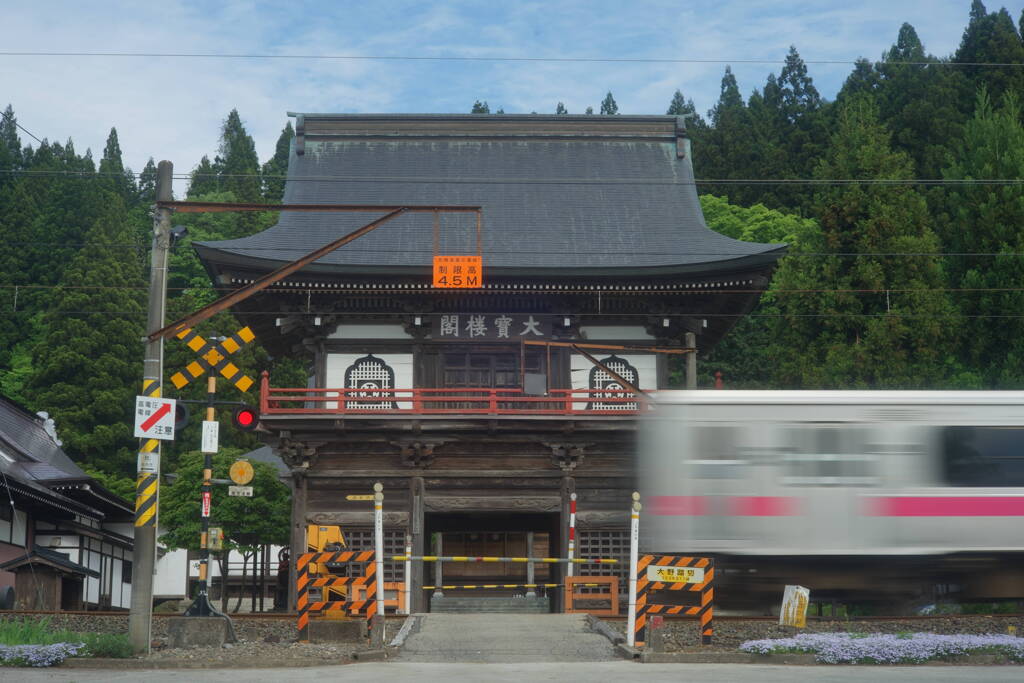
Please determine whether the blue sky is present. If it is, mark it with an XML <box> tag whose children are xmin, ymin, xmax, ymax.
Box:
<box><xmin>4</xmin><ymin>1</ymin><xmax>1021</xmax><ymax>192</ymax></box>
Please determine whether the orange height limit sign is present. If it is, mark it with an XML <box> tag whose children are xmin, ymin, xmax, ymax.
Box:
<box><xmin>433</xmin><ymin>255</ymin><xmax>482</xmax><ymax>288</ymax></box>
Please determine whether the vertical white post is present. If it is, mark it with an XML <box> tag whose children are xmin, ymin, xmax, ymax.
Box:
<box><xmin>404</xmin><ymin>534</ymin><xmax>412</xmax><ymax>615</ymax></box>
<box><xmin>567</xmin><ymin>493</ymin><xmax>577</xmax><ymax>578</ymax></box>
<box><xmin>373</xmin><ymin>482</ymin><xmax>385</xmax><ymax>642</ymax></box>
<box><xmin>626</xmin><ymin>492</ymin><xmax>641</xmax><ymax>647</ymax></box>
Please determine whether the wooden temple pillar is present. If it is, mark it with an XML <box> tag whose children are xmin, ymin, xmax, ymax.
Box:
<box><xmin>409</xmin><ymin>476</ymin><xmax>426</xmax><ymax>613</ymax></box>
<box><xmin>287</xmin><ymin>470</ymin><xmax>307</xmax><ymax>611</ymax></box>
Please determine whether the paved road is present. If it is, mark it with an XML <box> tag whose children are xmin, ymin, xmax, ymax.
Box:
<box><xmin>9</xmin><ymin>663</ymin><xmax>1023</xmax><ymax>682</ymax></box>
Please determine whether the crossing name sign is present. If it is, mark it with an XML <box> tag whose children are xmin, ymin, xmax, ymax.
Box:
<box><xmin>134</xmin><ymin>396</ymin><xmax>177</xmax><ymax>440</ymax></box>
<box><xmin>646</xmin><ymin>565</ymin><xmax>704</xmax><ymax>584</ymax></box>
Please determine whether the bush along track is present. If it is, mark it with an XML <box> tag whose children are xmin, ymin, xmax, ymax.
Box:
<box><xmin>740</xmin><ymin>632</ymin><xmax>1024</xmax><ymax>664</ymax></box>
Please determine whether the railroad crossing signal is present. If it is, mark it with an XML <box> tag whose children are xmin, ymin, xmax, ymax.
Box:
<box><xmin>170</xmin><ymin>326</ymin><xmax>256</xmax><ymax>392</ymax></box>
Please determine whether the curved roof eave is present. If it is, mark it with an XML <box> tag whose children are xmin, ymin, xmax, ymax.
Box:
<box><xmin>194</xmin><ymin>242</ymin><xmax>787</xmax><ymax>281</ymax></box>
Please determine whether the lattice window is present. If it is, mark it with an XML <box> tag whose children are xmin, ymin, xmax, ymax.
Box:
<box><xmin>335</xmin><ymin>528</ymin><xmax>407</xmax><ymax>583</ymax></box>
<box><xmin>577</xmin><ymin>529</ymin><xmax>629</xmax><ymax>594</ymax></box>
<box><xmin>588</xmin><ymin>355</ymin><xmax>638</xmax><ymax>411</ymax></box>
<box><xmin>344</xmin><ymin>355</ymin><xmax>398</xmax><ymax>410</ymax></box>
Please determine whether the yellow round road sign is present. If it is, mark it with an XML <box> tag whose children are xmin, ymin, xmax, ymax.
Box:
<box><xmin>229</xmin><ymin>460</ymin><xmax>254</xmax><ymax>485</ymax></box>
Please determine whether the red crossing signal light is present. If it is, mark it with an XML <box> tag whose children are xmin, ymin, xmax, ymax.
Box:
<box><xmin>232</xmin><ymin>405</ymin><xmax>259</xmax><ymax>431</ymax></box>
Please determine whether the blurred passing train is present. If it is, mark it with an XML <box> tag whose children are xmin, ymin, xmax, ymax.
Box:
<box><xmin>640</xmin><ymin>391</ymin><xmax>1024</xmax><ymax>610</ymax></box>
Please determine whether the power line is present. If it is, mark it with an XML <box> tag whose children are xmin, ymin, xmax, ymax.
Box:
<box><xmin>0</xmin><ymin>109</ymin><xmax>42</xmax><ymax>144</ymax></box>
<box><xmin>9</xmin><ymin>241</ymin><xmax>1024</xmax><ymax>259</ymax></box>
<box><xmin>3</xmin><ymin>167</ymin><xmax>1024</xmax><ymax>187</ymax></box>
<box><xmin>3</xmin><ymin>308</ymin><xmax>1024</xmax><ymax>320</ymax></box>
<box><xmin>0</xmin><ymin>50</ymin><xmax>1021</xmax><ymax>69</ymax></box>
<box><xmin>7</xmin><ymin>283</ymin><xmax>1024</xmax><ymax>295</ymax></box>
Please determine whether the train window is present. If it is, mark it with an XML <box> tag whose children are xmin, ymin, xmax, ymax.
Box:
<box><xmin>781</xmin><ymin>427</ymin><xmax>878</xmax><ymax>486</ymax></box>
<box><xmin>694</xmin><ymin>426</ymin><xmax>737</xmax><ymax>460</ymax></box>
<box><xmin>943</xmin><ymin>427</ymin><xmax>1024</xmax><ymax>487</ymax></box>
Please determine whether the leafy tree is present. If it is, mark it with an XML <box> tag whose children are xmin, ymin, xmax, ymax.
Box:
<box><xmin>771</xmin><ymin>94</ymin><xmax>962</xmax><ymax>388</ymax></box>
<box><xmin>261</xmin><ymin>121</ymin><xmax>293</xmax><ymax>202</ymax></box>
<box><xmin>695</xmin><ymin>196</ymin><xmax>817</xmax><ymax>388</ymax></box>
<box><xmin>471</xmin><ymin>100</ymin><xmax>490</xmax><ymax>114</ymax></box>
<box><xmin>136</xmin><ymin>157</ymin><xmax>158</xmax><ymax>205</ymax></box>
<box><xmin>938</xmin><ymin>90</ymin><xmax>1024</xmax><ymax>386</ymax></box>
<box><xmin>81</xmin><ymin>464</ymin><xmax>135</xmax><ymax>501</ymax></box>
<box><xmin>697</xmin><ymin>67</ymin><xmax>754</xmax><ymax>203</ymax></box>
<box><xmin>555</xmin><ymin>102</ymin><xmax>567</xmax><ymax>115</ymax></box>
<box><xmin>215</xmin><ymin>109</ymin><xmax>261</xmax><ymax>202</ymax></box>
<box><xmin>955</xmin><ymin>1</ymin><xmax>1024</xmax><ymax>100</ymax></box>
<box><xmin>0</xmin><ymin>105</ymin><xmax>22</xmax><ymax>191</ymax></box>
<box><xmin>159</xmin><ymin>448</ymin><xmax>290</xmax><ymax>610</ymax></box>
<box><xmin>599</xmin><ymin>91</ymin><xmax>618</xmax><ymax>115</ymax></box>
<box><xmin>25</xmin><ymin>194</ymin><xmax>146</xmax><ymax>471</ymax></box>
<box><xmin>866</xmin><ymin>23</ymin><xmax>972</xmax><ymax>179</ymax></box>
<box><xmin>187</xmin><ymin>155</ymin><xmax>218</xmax><ymax>198</ymax></box>
<box><xmin>584</xmin><ymin>106</ymin><xmax>594</xmax><ymax>115</ymax></box>
<box><xmin>98</xmin><ymin>128</ymin><xmax>135</xmax><ymax>202</ymax></box>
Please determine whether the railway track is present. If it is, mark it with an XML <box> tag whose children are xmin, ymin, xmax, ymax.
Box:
<box><xmin>2</xmin><ymin>609</ymin><xmax>1021</xmax><ymax>621</ymax></box>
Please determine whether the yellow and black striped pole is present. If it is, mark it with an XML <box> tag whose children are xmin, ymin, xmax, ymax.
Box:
<box><xmin>134</xmin><ymin>378</ymin><xmax>161</xmax><ymax>527</ymax></box>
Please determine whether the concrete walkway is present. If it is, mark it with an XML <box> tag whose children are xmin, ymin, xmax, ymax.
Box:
<box><xmin>394</xmin><ymin>613</ymin><xmax>619</xmax><ymax>663</ymax></box>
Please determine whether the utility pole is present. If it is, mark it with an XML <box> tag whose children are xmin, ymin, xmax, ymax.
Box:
<box><xmin>129</xmin><ymin>160</ymin><xmax>173</xmax><ymax>653</ymax></box>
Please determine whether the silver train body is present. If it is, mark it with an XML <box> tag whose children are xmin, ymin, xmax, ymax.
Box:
<box><xmin>640</xmin><ymin>391</ymin><xmax>1024</xmax><ymax>603</ymax></box>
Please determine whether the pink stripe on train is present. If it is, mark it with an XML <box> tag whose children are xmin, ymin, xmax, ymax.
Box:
<box><xmin>867</xmin><ymin>496</ymin><xmax>1024</xmax><ymax>516</ymax></box>
<box><xmin>647</xmin><ymin>495</ymin><xmax>799</xmax><ymax>516</ymax></box>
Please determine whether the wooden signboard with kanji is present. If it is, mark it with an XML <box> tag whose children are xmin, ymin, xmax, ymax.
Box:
<box><xmin>433</xmin><ymin>255</ymin><xmax>482</xmax><ymax>288</ymax></box>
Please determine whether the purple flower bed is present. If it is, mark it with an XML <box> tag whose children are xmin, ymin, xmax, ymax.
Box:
<box><xmin>739</xmin><ymin>632</ymin><xmax>1024</xmax><ymax>664</ymax></box>
<box><xmin>0</xmin><ymin>642</ymin><xmax>85</xmax><ymax>667</ymax></box>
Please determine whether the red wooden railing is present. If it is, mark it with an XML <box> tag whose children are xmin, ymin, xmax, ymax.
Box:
<box><xmin>259</xmin><ymin>372</ymin><xmax>646</xmax><ymax>416</ymax></box>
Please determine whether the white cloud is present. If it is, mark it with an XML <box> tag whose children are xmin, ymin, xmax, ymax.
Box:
<box><xmin>2</xmin><ymin>0</ymin><xmax>1017</xmax><ymax>193</ymax></box>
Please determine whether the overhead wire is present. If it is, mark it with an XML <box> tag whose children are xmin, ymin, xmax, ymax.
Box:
<box><xmin>0</xmin><ymin>50</ymin><xmax>1022</xmax><ymax>68</ymax></box>
<box><xmin>0</xmin><ymin>108</ymin><xmax>43</xmax><ymax>144</ymax></box>
<box><xmin>2</xmin><ymin>168</ymin><xmax>1024</xmax><ymax>186</ymax></box>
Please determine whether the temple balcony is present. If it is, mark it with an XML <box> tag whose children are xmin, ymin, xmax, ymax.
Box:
<box><xmin>258</xmin><ymin>373</ymin><xmax>646</xmax><ymax>419</ymax></box>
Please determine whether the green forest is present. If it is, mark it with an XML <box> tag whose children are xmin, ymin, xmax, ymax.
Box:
<box><xmin>1</xmin><ymin>2</ymin><xmax>1023</xmax><ymax>489</ymax></box>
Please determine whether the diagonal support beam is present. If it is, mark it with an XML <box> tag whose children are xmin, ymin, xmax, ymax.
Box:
<box><xmin>571</xmin><ymin>344</ymin><xmax>651</xmax><ymax>400</ymax></box>
<box><xmin>148</xmin><ymin>209</ymin><xmax>408</xmax><ymax>341</ymax></box>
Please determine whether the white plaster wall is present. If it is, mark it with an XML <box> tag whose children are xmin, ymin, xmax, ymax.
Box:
<box><xmin>578</xmin><ymin>325</ymin><xmax>655</xmax><ymax>341</ymax></box>
<box><xmin>327</xmin><ymin>323</ymin><xmax>412</xmax><ymax>339</ymax></box>
<box><xmin>10</xmin><ymin>510</ymin><xmax>26</xmax><ymax>546</ymax></box>
<box><xmin>34</xmin><ymin>535</ymin><xmax>80</xmax><ymax>564</ymax></box>
<box><xmin>111</xmin><ymin>558</ymin><xmax>125</xmax><ymax>608</ymax></box>
<box><xmin>154</xmin><ymin>545</ymin><xmax>189</xmax><ymax>599</ymax></box>
<box><xmin>324</xmin><ymin>353</ymin><xmax>414</xmax><ymax>410</ymax></box>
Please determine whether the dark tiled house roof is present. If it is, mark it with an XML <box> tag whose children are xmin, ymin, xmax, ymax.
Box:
<box><xmin>196</xmin><ymin>114</ymin><xmax>784</xmax><ymax>278</ymax></box>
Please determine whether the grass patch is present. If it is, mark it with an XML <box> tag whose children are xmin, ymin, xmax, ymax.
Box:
<box><xmin>0</xmin><ymin>617</ymin><xmax>132</xmax><ymax>660</ymax></box>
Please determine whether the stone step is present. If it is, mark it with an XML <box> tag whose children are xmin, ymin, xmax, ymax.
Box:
<box><xmin>430</xmin><ymin>595</ymin><xmax>550</xmax><ymax>614</ymax></box>
<box><xmin>395</xmin><ymin>613</ymin><xmax>619</xmax><ymax>663</ymax></box>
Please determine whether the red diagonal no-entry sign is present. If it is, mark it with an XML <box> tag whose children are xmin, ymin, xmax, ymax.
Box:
<box><xmin>140</xmin><ymin>402</ymin><xmax>171</xmax><ymax>433</ymax></box>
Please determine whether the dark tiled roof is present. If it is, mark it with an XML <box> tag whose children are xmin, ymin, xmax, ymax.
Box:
<box><xmin>242</xmin><ymin>445</ymin><xmax>289</xmax><ymax>477</ymax></box>
<box><xmin>0</xmin><ymin>400</ymin><xmax>85</xmax><ymax>480</ymax></box>
<box><xmin>0</xmin><ymin>396</ymin><xmax>105</xmax><ymax>518</ymax></box>
<box><xmin>0</xmin><ymin>545</ymin><xmax>100</xmax><ymax>577</ymax></box>
<box><xmin>196</xmin><ymin>114</ymin><xmax>784</xmax><ymax>277</ymax></box>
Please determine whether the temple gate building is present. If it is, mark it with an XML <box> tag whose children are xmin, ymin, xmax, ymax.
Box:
<box><xmin>194</xmin><ymin>114</ymin><xmax>784</xmax><ymax>612</ymax></box>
